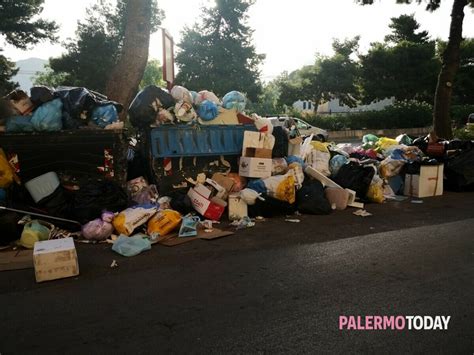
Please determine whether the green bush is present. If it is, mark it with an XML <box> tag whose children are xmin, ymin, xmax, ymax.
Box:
<box><xmin>304</xmin><ymin>100</ymin><xmax>433</xmax><ymax>130</ymax></box>
<box><xmin>451</xmin><ymin>104</ymin><xmax>474</xmax><ymax>126</ymax></box>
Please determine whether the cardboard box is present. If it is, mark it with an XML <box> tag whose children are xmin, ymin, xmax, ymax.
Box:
<box><xmin>187</xmin><ymin>186</ymin><xmax>227</xmax><ymax>220</ymax></box>
<box><xmin>33</xmin><ymin>238</ymin><xmax>79</xmax><ymax>283</ymax></box>
<box><xmin>228</xmin><ymin>194</ymin><xmax>248</xmax><ymax>220</ymax></box>
<box><xmin>242</xmin><ymin>131</ymin><xmax>267</xmax><ymax>155</ymax></box>
<box><xmin>239</xmin><ymin>156</ymin><xmax>272</xmax><ymax>178</ymax></box>
<box><xmin>404</xmin><ymin>164</ymin><xmax>443</xmax><ymax>198</ymax></box>
<box><xmin>244</xmin><ymin>147</ymin><xmax>272</xmax><ymax>159</ymax></box>
<box><xmin>211</xmin><ymin>173</ymin><xmax>235</xmax><ymax>193</ymax></box>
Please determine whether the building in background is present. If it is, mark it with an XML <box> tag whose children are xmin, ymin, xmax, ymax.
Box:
<box><xmin>293</xmin><ymin>97</ymin><xmax>395</xmax><ymax>114</ymax></box>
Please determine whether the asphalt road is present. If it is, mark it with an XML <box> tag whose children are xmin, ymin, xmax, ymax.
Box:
<box><xmin>0</xmin><ymin>192</ymin><xmax>473</xmax><ymax>354</ymax></box>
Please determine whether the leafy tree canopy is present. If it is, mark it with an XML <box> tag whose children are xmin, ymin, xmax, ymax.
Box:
<box><xmin>385</xmin><ymin>13</ymin><xmax>430</xmax><ymax>44</ymax></box>
<box><xmin>39</xmin><ymin>0</ymin><xmax>163</xmax><ymax>93</ymax></box>
<box><xmin>175</xmin><ymin>0</ymin><xmax>264</xmax><ymax>101</ymax></box>
<box><xmin>0</xmin><ymin>0</ymin><xmax>58</xmax><ymax>50</ymax></box>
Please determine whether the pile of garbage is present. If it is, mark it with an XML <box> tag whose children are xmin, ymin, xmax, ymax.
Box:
<box><xmin>0</xmin><ymin>86</ymin><xmax>123</xmax><ymax>132</ymax></box>
<box><xmin>1</xmin><ymin>83</ymin><xmax>474</xmax><ymax>282</ymax></box>
<box><xmin>128</xmin><ymin>85</ymin><xmax>250</xmax><ymax>127</ymax></box>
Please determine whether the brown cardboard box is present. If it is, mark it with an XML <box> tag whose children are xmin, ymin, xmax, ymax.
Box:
<box><xmin>244</xmin><ymin>147</ymin><xmax>272</xmax><ymax>159</ymax></box>
<box><xmin>211</xmin><ymin>173</ymin><xmax>235</xmax><ymax>193</ymax></box>
<box><xmin>33</xmin><ymin>238</ymin><xmax>79</xmax><ymax>283</ymax></box>
<box><xmin>0</xmin><ymin>250</ymin><xmax>33</xmax><ymax>272</ymax></box>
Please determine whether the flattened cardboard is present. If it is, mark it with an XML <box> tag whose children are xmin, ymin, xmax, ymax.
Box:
<box><xmin>0</xmin><ymin>249</ymin><xmax>34</xmax><ymax>272</ymax></box>
<box><xmin>157</xmin><ymin>227</ymin><xmax>234</xmax><ymax>246</ymax></box>
<box><xmin>211</xmin><ymin>173</ymin><xmax>235</xmax><ymax>193</ymax></box>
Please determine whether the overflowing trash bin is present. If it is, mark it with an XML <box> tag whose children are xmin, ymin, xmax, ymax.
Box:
<box><xmin>0</xmin><ymin>83</ymin><xmax>473</xmax><ymax>282</ymax></box>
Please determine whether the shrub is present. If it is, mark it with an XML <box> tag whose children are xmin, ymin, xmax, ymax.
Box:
<box><xmin>304</xmin><ymin>100</ymin><xmax>433</xmax><ymax>130</ymax></box>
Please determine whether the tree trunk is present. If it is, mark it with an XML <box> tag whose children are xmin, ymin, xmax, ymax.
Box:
<box><xmin>432</xmin><ymin>0</ymin><xmax>467</xmax><ymax>139</ymax></box>
<box><xmin>105</xmin><ymin>0</ymin><xmax>152</xmax><ymax>121</ymax></box>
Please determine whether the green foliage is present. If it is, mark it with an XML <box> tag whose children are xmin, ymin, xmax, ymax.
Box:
<box><xmin>33</xmin><ymin>65</ymin><xmax>68</xmax><ymax>88</ymax></box>
<box><xmin>0</xmin><ymin>0</ymin><xmax>57</xmax><ymax>94</ymax></box>
<box><xmin>359</xmin><ymin>40</ymin><xmax>439</xmax><ymax>103</ymax></box>
<box><xmin>453</xmin><ymin>125</ymin><xmax>474</xmax><ymax>140</ymax></box>
<box><xmin>247</xmin><ymin>80</ymin><xmax>284</xmax><ymax>116</ymax></box>
<box><xmin>274</xmin><ymin>37</ymin><xmax>361</xmax><ymax>109</ymax></box>
<box><xmin>0</xmin><ymin>51</ymin><xmax>19</xmax><ymax>96</ymax></box>
<box><xmin>175</xmin><ymin>0</ymin><xmax>264</xmax><ymax>101</ymax></box>
<box><xmin>139</xmin><ymin>60</ymin><xmax>165</xmax><ymax>89</ymax></box>
<box><xmin>385</xmin><ymin>14</ymin><xmax>430</xmax><ymax>44</ymax></box>
<box><xmin>0</xmin><ymin>0</ymin><xmax>58</xmax><ymax>50</ymax></box>
<box><xmin>43</xmin><ymin>0</ymin><xmax>163</xmax><ymax>93</ymax></box>
<box><xmin>450</xmin><ymin>104</ymin><xmax>474</xmax><ymax>126</ymax></box>
<box><xmin>304</xmin><ymin>100</ymin><xmax>433</xmax><ymax>131</ymax></box>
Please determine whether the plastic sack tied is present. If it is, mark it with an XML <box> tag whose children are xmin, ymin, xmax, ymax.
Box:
<box><xmin>91</xmin><ymin>104</ymin><xmax>118</xmax><ymax>128</ymax></box>
<box><xmin>112</xmin><ymin>204</ymin><xmax>158</xmax><ymax>236</ymax></box>
<box><xmin>147</xmin><ymin>209</ymin><xmax>182</xmax><ymax>237</ymax></box>
<box><xmin>0</xmin><ymin>148</ymin><xmax>19</xmax><ymax>188</ymax></box>
<box><xmin>263</xmin><ymin>172</ymin><xmax>296</xmax><ymax>204</ymax></box>
<box><xmin>112</xmin><ymin>234</ymin><xmax>151</xmax><ymax>257</ymax></box>
<box><xmin>197</xmin><ymin>100</ymin><xmax>219</xmax><ymax>121</ymax></box>
<box><xmin>82</xmin><ymin>211</ymin><xmax>115</xmax><ymax>241</ymax></box>
<box><xmin>31</xmin><ymin>98</ymin><xmax>63</xmax><ymax>131</ymax></box>
<box><xmin>222</xmin><ymin>91</ymin><xmax>246</xmax><ymax>112</ymax></box>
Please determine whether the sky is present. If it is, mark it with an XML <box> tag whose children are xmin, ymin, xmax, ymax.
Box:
<box><xmin>3</xmin><ymin>0</ymin><xmax>474</xmax><ymax>81</ymax></box>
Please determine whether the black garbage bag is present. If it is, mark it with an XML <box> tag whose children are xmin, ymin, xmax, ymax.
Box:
<box><xmin>445</xmin><ymin>139</ymin><xmax>473</xmax><ymax>152</ymax></box>
<box><xmin>0</xmin><ymin>211</ymin><xmax>22</xmax><ymax>246</ymax></box>
<box><xmin>445</xmin><ymin>148</ymin><xmax>474</xmax><ymax>191</ymax></box>
<box><xmin>248</xmin><ymin>193</ymin><xmax>296</xmax><ymax>218</ymax></box>
<box><xmin>128</xmin><ymin>85</ymin><xmax>175</xmax><ymax>128</ymax></box>
<box><xmin>169</xmin><ymin>190</ymin><xmax>194</xmax><ymax>215</ymax></box>
<box><xmin>72</xmin><ymin>180</ymin><xmax>128</xmax><ymax>223</ymax></box>
<box><xmin>30</xmin><ymin>86</ymin><xmax>56</xmax><ymax>106</ymax></box>
<box><xmin>55</xmin><ymin>87</ymin><xmax>123</xmax><ymax>129</ymax></box>
<box><xmin>272</xmin><ymin>126</ymin><xmax>289</xmax><ymax>158</ymax></box>
<box><xmin>37</xmin><ymin>186</ymin><xmax>72</xmax><ymax>219</ymax></box>
<box><xmin>296</xmin><ymin>180</ymin><xmax>331</xmax><ymax>215</ymax></box>
<box><xmin>333</xmin><ymin>161</ymin><xmax>375</xmax><ymax>199</ymax></box>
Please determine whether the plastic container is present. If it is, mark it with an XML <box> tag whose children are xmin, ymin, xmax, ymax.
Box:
<box><xmin>25</xmin><ymin>172</ymin><xmax>60</xmax><ymax>203</ymax></box>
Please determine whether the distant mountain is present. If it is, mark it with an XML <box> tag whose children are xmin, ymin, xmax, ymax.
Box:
<box><xmin>12</xmin><ymin>58</ymin><xmax>48</xmax><ymax>93</ymax></box>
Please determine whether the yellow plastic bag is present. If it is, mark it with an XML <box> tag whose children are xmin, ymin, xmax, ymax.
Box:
<box><xmin>147</xmin><ymin>209</ymin><xmax>182</xmax><ymax>236</ymax></box>
<box><xmin>310</xmin><ymin>141</ymin><xmax>329</xmax><ymax>153</ymax></box>
<box><xmin>376</xmin><ymin>137</ymin><xmax>399</xmax><ymax>152</ymax></box>
<box><xmin>276</xmin><ymin>174</ymin><xmax>295</xmax><ymax>204</ymax></box>
<box><xmin>367</xmin><ymin>183</ymin><xmax>385</xmax><ymax>203</ymax></box>
<box><xmin>0</xmin><ymin>148</ymin><xmax>19</xmax><ymax>188</ymax></box>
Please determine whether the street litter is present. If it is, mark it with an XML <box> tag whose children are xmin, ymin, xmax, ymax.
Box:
<box><xmin>353</xmin><ymin>209</ymin><xmax>373</xmax><ymax>217</ymax></box>
<box><xmin>110</xmin><ymin>260</ymin><xmax>118</xmax><ymax>268</ymax></box>
<box><xmin>1</xmin><ymin>83</ymin><xmax>473</xmax><ymax>282</ymax></box>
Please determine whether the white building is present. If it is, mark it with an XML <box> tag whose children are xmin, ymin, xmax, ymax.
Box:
<box><xmin>293</xmin><ymin>97</ymin><xmax>395</xmax><ymax>114</ymax></box>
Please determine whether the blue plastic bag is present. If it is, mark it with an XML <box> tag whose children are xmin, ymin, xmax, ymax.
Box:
<box><xmin>5</xmin><ymin>116</ymin><xmax>35</xmax><ymax>132</ymax></box>
<box><xmin>112</xmin><ymin>234</ymin><xmax>151</xmax><ymax>257</ymax></box>
<box><xmin>91</xmin><ymin>104</ymin><xmax>118</xmax><ymax>128</ymax></box>
<box><xmin>222</xmin><ymin>91</ymin><xmax>246</xmax><ymax>112</ymax></box>
<box><xmin>329</xmin><ymin>155</ymin><xmax>348</xmax><ymax>176</ymax></box>
<box><xmin>197</xmin><ymin>100</ymin><xmax>218</xmax><ymax>121</ymax></box>
<box><xmin>31</xmin><ymin>98</ymin><xmax>63</xmax><ymax>131</ymax></box>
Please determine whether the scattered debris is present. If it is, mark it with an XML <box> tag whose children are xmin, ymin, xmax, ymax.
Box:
<box><xmin>353</xmin><ymin>209</ymin><xmax>373</xmax><ymax>217</ymax></box>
